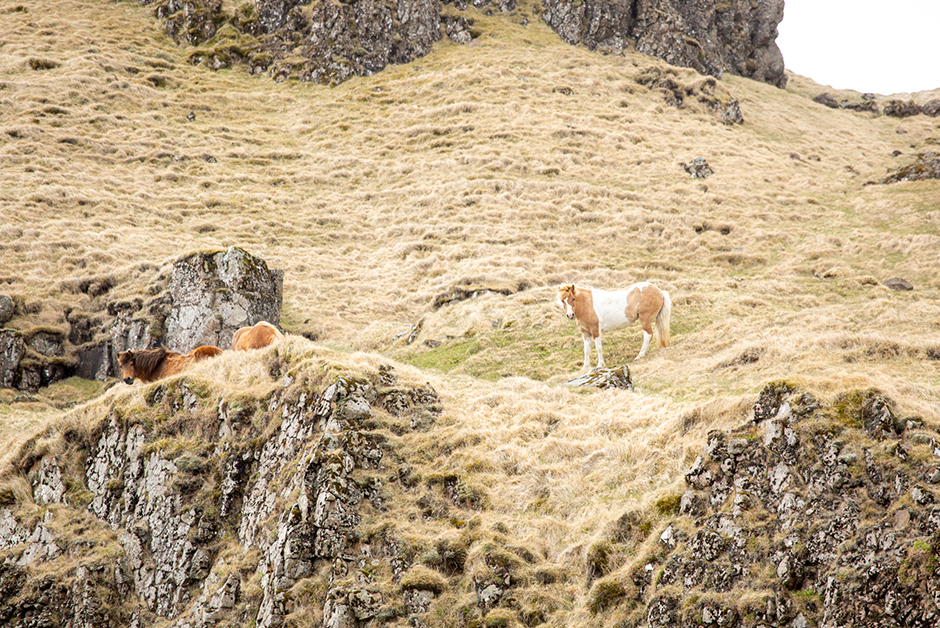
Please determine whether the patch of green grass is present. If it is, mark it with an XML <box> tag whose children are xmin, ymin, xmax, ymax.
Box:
<box><xmin>406</xmin><ymin>338</ymin><xmax>485</xmax><ymax>373</ymax></box>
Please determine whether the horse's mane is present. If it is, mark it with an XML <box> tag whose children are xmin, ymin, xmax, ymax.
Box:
<box><xmin>131</xmin><ymin>347</ymin><xmax>171</xmax><ymax>378</ymax></box>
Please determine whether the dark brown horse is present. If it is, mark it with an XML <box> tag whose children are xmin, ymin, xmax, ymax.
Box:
<box><xmin>231</xmin><ymin>321</ymin><xmax>284</xmax><ymax>351</ymax></box>
<box><xmin>118</xmin><ymin>345</ymin><xmax>223</xmax><ymax>384</ymax></box>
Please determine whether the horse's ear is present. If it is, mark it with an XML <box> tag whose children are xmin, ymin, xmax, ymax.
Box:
<box><xmin>567</xmin><ymin>284</ymin><xmax>575</xmax><ymax>292</ymax></box>
<box><xmin>118</xmin><ymin>350</ymin><xmax>132</xmax><ymax>364</ymax></box>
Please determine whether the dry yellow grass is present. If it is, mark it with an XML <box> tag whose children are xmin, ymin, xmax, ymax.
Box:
<box><xmin>2</xmin><ymin>2</ymin><xmax>940</xmax><ymax>622</ymax></box>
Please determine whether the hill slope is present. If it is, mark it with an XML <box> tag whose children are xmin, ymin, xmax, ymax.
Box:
<box><xmin>1</xmin><ymin>1</ymin><xmax>940</xmax><ymax>627</ymax></box>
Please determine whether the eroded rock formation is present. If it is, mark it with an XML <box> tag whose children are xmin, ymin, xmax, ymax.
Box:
<box><xmin>542</xmin><ymin>0</ymin><xmax>787</xmax><ymax>87</ymax></box>
<box><xmin>149</xmin><ymin>0</ymin><xmax>787</xmax><ymax>87</ymax></box>
<box><xmin>2</xmin><ymin>353</ymin><xmax>442</xmax><ymax>627</ymax></box>
<box><xmin>621</xmin><ymin>382</ymin><xmax>940</xmax><ymax>627</ymax></box>
<box><xmin>3</xmin><ymin>353</ymin><xmax>938</xmax><ymax>627</ymax></box>
<box><xmin>165</xmin><ymin>246</ymin><xmax>284</xmax><ymax>352</ymax></box>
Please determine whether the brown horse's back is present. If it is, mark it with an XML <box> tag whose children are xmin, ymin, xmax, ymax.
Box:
<box><xmin>191</xmin><ymin>345</ymin><xmax>224</xmax><ymax>360</ymax></box>
<box><xmin>232</xmin><ymin>321</ymin><xmax>284</xmax><ymax>350</ymax></box>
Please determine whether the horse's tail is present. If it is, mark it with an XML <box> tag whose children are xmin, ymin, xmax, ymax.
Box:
<box><xmin>656</xmin><ymin>290</ymin><xmax>672</xmax><ymax>347</ymax></box>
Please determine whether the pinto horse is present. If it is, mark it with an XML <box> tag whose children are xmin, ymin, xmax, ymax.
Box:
<box><xmin>118</xmin><ymin>345</ymin><xmax>223</xmax><ymax>384</ymax></box>
<box><xmin>231</xmin><ymin>321</ymin><xmax>284</xmax><ymax>351</ymax></box>
<box><xmin>558</xmin><ymin>282</ymin><xmax>671</xmax><ymax>371</ymax></box>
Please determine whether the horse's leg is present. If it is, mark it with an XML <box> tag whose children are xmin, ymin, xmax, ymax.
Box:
<box><xmin>580</xmin><ymin>332</ymin><xmax>593</xmax><ymax>373</ymax></box>
<box><xmin>594</xmin><ymin>335</ymin><xmax>605</xmax><ymax>369</ymax></box>
<box><xmin>635</xmin><ymin>313</ymin><xmax>654</xmax><ymax>360</ymax></box>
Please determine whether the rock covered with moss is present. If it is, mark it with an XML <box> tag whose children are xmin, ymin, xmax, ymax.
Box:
<box><xmin>4</xmin><ymin>359</ymin><xmax>940</xmax><ymax>628</ymax></box>
<box><xmin>542</xmin><ymin>0</ymin><xmax>787</xmax><ymax>88</ymax></box>
<box><xmin>876</xmin><ymin>151</ymin><xmax>940</xmax><ymax>184</ymax></box>
<box><xmin>565</xmin><ymin>365</ymin><xmax>634</xmax><ymax>390</ymax></box>
<box><xmin>148</xmin><ymin>0</ymin><xmax>786</xmax><ymax>87</ymax></box>
<box><xmin>0</xmin><ymin>351</ymin><xmax>442</xmax><ymax>627</ymax></box>
<box><xmin>0</xmin><ymin>247</ymin><xmax>282</xmax><ymax>391</ymax></box>
<box><xmin>636</xmin><ymin>382</ymin><xmax>940</xmax><ymax>628</ymax></box>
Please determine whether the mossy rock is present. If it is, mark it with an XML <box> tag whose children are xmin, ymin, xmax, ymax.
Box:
<box><xmin>399</xmin><ymin>564</ymin><xmax>447</xmax><ymax>594</ymax></box>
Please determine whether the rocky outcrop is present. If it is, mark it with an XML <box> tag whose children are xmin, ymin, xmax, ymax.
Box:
<box><xmin>0</xmin><ymin>247</ymin><xmax>282</xmax><ymax>391</ymax></box>
<box><xmin>874</xmin><ymin>151</ymin><xmax>940</xmax><ymax>184</ymax></box>
<box><xmin>165</xmin><ymin>246</ymin><xmax>283</xmax><ymax>352</ymax></box>
<box><xmin>814</xmin><ymin>94</ymin><xmax>940</xmax><ymax>118</ymax></box>
<box><xmin>256</xmin><ymin>0</ymin><xmax>444</xmax><ymax>84</ymax></box>
<box><xmin>149</xmin><ymin>0</ymin><xmax>785</xmax><ymax>87</ymax></box>
<box><xmin>4</xmin><ymin>358</ymin><xmax>939</xmax><ymax>628</ymax></box>
<box><xmin>542</xmin><ymin>0</ymin><xmax>787</xmax><ymax>87</ymax></box>
<box><xmin>625</xmin><ymin>382</ymin><xmax>940</xmax><ymax>627</ymax></box>
<box><xmin>154</xmin><ymin>0</ymin><xmax>449</xmax><ymax>84</ymax></box>
<box><xmin>2</xmin><ymin>349</ymin><xmax>442</xmax><ymax>627</ymax></box>
<box><xmin>883</xmin><ymin>99</ymin><xmax>922</xmax><ymax>118</ymax></box>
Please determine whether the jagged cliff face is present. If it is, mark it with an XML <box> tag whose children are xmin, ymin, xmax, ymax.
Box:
<box><xmin>541</xmin><ymin>0</ymin><xmax>786</xmax><ymax>87</ymax></box>
<box><xmin>2</xmin><ymin>344</ymin><xmax>443</xmax><ymax>628</ymax></box>
<box><xmin>644</xmin><ymin>383</ymin><xmax>940</xmax><ymax>627</ymax></box>
<box><xmin>149</xmin><ymin>0</ymin><xmax>786</xmax><ymax>87</ymax></box>
<box><xmin>2</xmin><ymin>343</ymin><xmax>938</xmax><ymax>628</ymax></box>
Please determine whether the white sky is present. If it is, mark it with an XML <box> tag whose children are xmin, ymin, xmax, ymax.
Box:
<box><xmin>776</xmin><ymin>0</ymin><xmax>940</xmax><ymax>95</ymax></box>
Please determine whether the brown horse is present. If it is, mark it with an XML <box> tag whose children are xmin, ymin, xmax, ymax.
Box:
<box><xmin>118</xmin><ymin>345</ymin><xmax>223</xmax><ymax>384</ymax></box>
<box><xmin>558</xmin><ymin>282</ymin><xmax>671</xmax><ymax>371</ymax></box>
<box><xmin>231</xmin><ymin>321</ymin><xmax>284</xmax><ymax>351</ymax></box>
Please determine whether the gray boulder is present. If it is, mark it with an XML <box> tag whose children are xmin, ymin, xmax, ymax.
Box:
<box><xmin>883</xmin><ymin>99</ymin><xmax>922</xmax><ymax>118</ymax></box>
<box><xmin>884</xmin><ymin>277</ymin><xmax>913</xmax><ymax>291</ymax></box>
<box><xmin>164</xmin><ymin>246</ymin><xmax>283</xmax><ymax>352</ymax></box>
<box><xmin>922</xmin><ymin>99</ymin><xmax>940</xmax><ymax>117</ymax></box>
<box><xmin>0</xmin><ymin>295</ymin><xmax>14</xmax><ymax>326</ymax></box>
<box><xmin>813</xmin><ymin>92</ymin><xmax>839</xmax><ymax>109</ymax></box>
<box><xmin>0</xmin><ymin>330</ymin><xmax>26</xmax><ymax>389</ymax></box>
<box><xmin>565</xmin><ymin>365</ymin><xmax>634</xmax><ymax>390</ymax></box>
<box><xmin>681</xmin><ymin>157</ymin><xmax>713</xmax><ymax>178</ymax></box>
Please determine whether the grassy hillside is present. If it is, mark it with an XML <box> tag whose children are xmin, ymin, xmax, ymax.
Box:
<box><xmin>1</xmin><ymin>1</ymin><xmax>940</xmax><ymax>621</ymax></box>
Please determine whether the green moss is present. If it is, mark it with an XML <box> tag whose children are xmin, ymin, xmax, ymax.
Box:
<box><xmin>483</xmin><ymin>608</ymin><xmax>517</xmax><ymax>628</ymax></box>
<box><xmin>830</xmin><ymin>389</ymin><xmax>875</xmax><ymax>428</ymax></box>
<box><xmin>400</xmin><ymin>564</ymin><xmax>447</xmax><ymax>593</ymax></box>
<box><xmin>655</xmin><ymin>492</ymin><xmax>682</xmax><ymax>515</ymax></box>
<box><xmin>899</xmin><ymin>538</ymin><xmax>938</xmax><ymax>583</ymax></box>
<box><xmin>586</xmin><ymin>540</ymin><xmax>614</xmax><ymax>577</ymax></box>
<box><xmin>587</xmin><ymin>576</ymin><xmax>626</xmax><ymax>614</ymax></box>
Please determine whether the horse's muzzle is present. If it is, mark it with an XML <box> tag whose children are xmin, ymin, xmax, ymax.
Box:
<box><xmin>566</xmin><ymin>313</ymin><xmax>575</xmax><ymax>320</ymax></box>
<box><xmin>123</xmin><ymin>377</ymin><xmax>134</xmax><ymax>385</ymax></box>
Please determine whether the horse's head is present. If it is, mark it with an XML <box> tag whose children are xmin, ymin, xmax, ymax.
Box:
<box><xmin>557</xmin><ymin>285</ymin><xmax>577</xmax><ymax>320</ymax></box>
<box><xmin>117</xmin><ymin>350</ymin><xmax>136</xmax><ymax>384</ymax></box>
